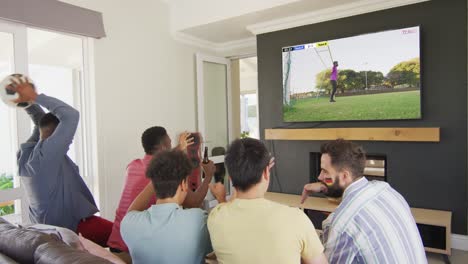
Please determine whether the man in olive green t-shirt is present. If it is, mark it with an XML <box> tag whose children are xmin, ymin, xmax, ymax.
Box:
<box><xmin>208</xmin><ymin>138</ymin><xmax>327</xmax><ymax>264</ymax></box>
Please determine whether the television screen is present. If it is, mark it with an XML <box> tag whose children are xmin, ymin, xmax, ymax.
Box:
<box><xmin>282</xmin><ymin>26</ymin><xmax>421</xmax><ymax>122</ymax></box>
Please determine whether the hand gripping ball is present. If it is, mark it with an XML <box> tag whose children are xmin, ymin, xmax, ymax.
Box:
<box><xmin>0</xmin><ymin>73</ymin><xmax>35</xmax><ymax>108</ymax></box>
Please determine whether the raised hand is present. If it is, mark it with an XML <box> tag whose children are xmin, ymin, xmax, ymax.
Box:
<box><xmin>201</xmin><ymin>160</ymin><xmax>215</xmax><ymax>181</ymax></box>
<box><xmin>6</xmin><ymin>75</ymin><xmax>37</xmax><ymax>103</ymax></box>
<box><xmin>300</xmin><ymin>182</ymin><xmax>327</xmax><ymax>204</ymax></box>
<box><xmin>209</xmin><ymin>182</ymin><xmax>227</xmax><ymax>203</ymax></box>
<box><xmin>177</xmin><ymin>132</ymin><xmax>194</xmax><ymax>151</ymax></box>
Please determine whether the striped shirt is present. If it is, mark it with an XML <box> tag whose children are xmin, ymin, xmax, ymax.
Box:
<box><xmin>322</xmin><ymin>177</ymin><xmax>427</xmax><ymax>264</ymax></box>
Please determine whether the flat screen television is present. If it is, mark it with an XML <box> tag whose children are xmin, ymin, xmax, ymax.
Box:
<box><xmin>282</xmin><ymin>26</ymin><xmax>421</xmax><ymax>122</ymax></box>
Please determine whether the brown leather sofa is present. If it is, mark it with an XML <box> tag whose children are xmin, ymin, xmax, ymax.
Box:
<box><xmin>0</xmin><ymin>218</ymin><xmax>112</xmax><ymax>264</ymax></box>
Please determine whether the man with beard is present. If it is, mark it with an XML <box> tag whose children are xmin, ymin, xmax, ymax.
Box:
<box><xmin>301</xmin><ymin>139</ymin><xmax>426</xmax><ymax>264</ymax></box>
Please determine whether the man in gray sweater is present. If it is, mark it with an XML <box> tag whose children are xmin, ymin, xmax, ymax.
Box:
<box><xmin>10</xmin><ymin>77</ymin><xmax>112</xmax><ymax>246</ymax></box>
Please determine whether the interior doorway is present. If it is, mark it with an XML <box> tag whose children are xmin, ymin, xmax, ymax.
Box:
<box><xmin>239</xmin><ymin>56</ymin><xmax>259</xmax><ymax>139</ymax></box>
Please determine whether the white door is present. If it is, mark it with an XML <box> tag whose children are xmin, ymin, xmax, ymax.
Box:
<box><xmin>196</xmin><ymin>53</ymin><xmax>232</xmax><ymax>159</ymax></box>
<box><xmin>196</xmin><ymin>54</ymin><xmax>233</xmax><ymax>203</ymax></box>
<box><xmin>0</xmin><ymin>21</ymin><xmax>30</xmax><ymax>224</ymax></box>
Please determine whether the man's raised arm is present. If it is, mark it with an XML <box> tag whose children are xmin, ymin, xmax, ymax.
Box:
<box><xmin>35</xmin><ymin>94</ymin><xmax>80</xmax><ymax>159</ymax></box>
<box><xmin>24</xmin><ymin>104</ymin><xmax>45</xmax><ymax>143</ymax></box>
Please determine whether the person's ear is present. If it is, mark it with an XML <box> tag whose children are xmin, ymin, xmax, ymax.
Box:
<box><xmin>180</xmin><ymin>179</ymin><xmax>188</xmax><ymax>192</ymax></box>
<box><xmin>340</xmin><ymin>170</ymin><xmax>352</xmax><ymax>186</ymax></box>
<box><xmin>263</xmin><ymin>167</ymin><xmax>270</xmax><ymax>182</ymax></box>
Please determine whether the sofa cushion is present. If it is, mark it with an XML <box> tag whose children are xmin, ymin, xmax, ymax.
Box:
<box><xmin>25</xmin><ymin>224</ymin><xmax>84</xmax><ymax>250</ymax></box>
<box><xmin>34</xmin><ymin>241</ymin><xmax>113</xmax><ymax>264</ymax></box>
<box><xmin>0</xmin><ymin>218</ymin><xmax>59</xmax><ymax>264</ymax></box>
<box><xmin>0</xmin><ymin>217</ymin><xmax>16</xmax><ymax>232</ymax></box>
<box><xmin>0</xmin><ymin>252</ymin><xmax>19</xmax><ymax>264</ymax></box>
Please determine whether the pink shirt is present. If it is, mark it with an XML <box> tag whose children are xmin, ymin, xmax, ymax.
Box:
<box><xmin>330</xmin><ymin>65</ymin><xmax>338</xmax><ymax>81</ymax></box>
<box><xmin>107</xmin><ymin>155</ymin><xmax>156</xmax><ymax>251</ymax></box>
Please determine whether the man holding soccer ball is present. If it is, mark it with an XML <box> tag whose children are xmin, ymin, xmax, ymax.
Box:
<box><xmin>5</xmin><ymin>75</ymin><xmax>112</xmax><ymax>247</ymax></box>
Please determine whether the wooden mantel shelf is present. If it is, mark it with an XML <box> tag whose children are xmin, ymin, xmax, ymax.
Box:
<box><xmin>265</xmin><ymin>127</ymin><xmax>440</xmax><ymax>142</ymax></box>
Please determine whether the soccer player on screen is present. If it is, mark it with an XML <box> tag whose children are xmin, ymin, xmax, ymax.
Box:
<box><xmin>330</xmin><ymin>61</ymin><xmax>339</xmax><ymax>102</ymax></box>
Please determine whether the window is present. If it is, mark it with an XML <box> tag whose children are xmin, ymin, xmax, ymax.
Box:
<box><xmin>0</xmin><ymin>23</ymin><xmax>26</xmax><ymax>223</ymax></box>
<box><xmin>240</xmin><ymin>93</ymin><xmax>259</xmax><ymax>139</ymax></box>
<box><xmin>27</xmin><ymin>28</ymin><xmax>85</xmax><ymax>172</ymax></box>
<box><xmin>0</xmin><ymin>20</ymin><xmax>95</xmax><ymax>224</ymax></box>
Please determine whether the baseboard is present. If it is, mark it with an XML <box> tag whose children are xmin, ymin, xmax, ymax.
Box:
<box><xmin>452</xmin><ymin>234</ymin><xmax>468</xmax><ymax>251</ymax></box>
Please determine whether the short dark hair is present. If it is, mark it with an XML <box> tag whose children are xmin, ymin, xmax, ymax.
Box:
<box><xmin>141</xmin><ymin>126</ymin><xmax>167</xmax><ymax>154</ymax></box>
<box><xmin>225</xmin><ymin>138</ymin><xmax>270</xmax><ymax>192</ymax></box>
<box><xmin>146</xmin><ymin>150</ymin><xmax>193</xmax><ymax>199</ymax></box>
<box><xmin>39</xmin><ymin>113</ymin><xmax>59</xmax><ymax>129</ymax></box>
<box><xmin>320</xmin><ymin>139</ymin><xmax>366</xmax><ymax>178</ymax></box>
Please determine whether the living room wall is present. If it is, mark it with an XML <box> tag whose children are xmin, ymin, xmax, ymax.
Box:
<box><xmin>61</xmin><ymin>0</ymin><xmax>215</xmax><ymax>220</ymax></box>
<box><xmin>257</xmin><ymin>0</ymin><xmax>468</xmax><ymax>234</ymax></box>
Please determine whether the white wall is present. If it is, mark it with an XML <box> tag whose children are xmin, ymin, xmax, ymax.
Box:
<box><xmin>60</xmin><ymin>0</ymin><xmax>214</xmax><ymax>219</ymax></box>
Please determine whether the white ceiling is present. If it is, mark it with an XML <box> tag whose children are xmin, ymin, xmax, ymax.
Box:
<box><xmin>181</xmin><ymin>0</ymin><xmax>353</xmax><ymax>43</ymax></box>
<box><xmin>168</xmin><ymin>0</ymin><xmax>430</xmax><ymax>54</ymax></box>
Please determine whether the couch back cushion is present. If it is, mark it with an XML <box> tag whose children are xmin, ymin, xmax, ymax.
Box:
<box><xmin>0</xmin><ymin>218</ymin><xmax>59</xmax><ymax>264</ymax></box>
<box><xmin>34</xmin><ymin>241</ymin><xmax>113</xmax><ymax>264</ymax></box>
<box><xmin>26</xmin><ymin>224</ymin><xmax>84</xmax><ymax>250</ymax></box>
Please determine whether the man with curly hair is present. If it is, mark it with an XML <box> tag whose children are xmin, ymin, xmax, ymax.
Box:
<box><xmin>121</xmin><ymin>150</ymin><xmax>226</xmax><ymax>264</ymax></box>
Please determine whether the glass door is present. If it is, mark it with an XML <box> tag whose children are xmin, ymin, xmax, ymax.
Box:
<box><xmin>196</xmin><ymin>53</ymin><xmax>232</xmax><ymax>157</ymax></box>
<box><xmin>196</xmin><ymin>53</ymin><xmax>233</xmax><ymax>203</ymax></box>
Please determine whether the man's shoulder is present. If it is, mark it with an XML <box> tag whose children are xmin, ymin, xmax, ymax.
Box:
<box><xmin>124</xmin><ymin>159</ymin><xmax>150</xmax><ymax>187</ymax></box>
<box><xmin>368</xmin><ymin>179</ymin><xmax>389</xmax><ymax>188</ymax></box>
<box><xmin>179</xmin><ymin>208</ymin><xmax>208</xmax><ymax>221</ymax></box>
<box><xmin>125</xmin><ymin>159</ymin><xmax>149</xmax><ymax>179</ymax></box>
<box><xmin>120</xmin><ymin>210</ymin><xmax>152</xmax><ymax>243</ymax></box>
<box><xmin>18</xmin><ymin>143</ymin><xmax>35</xmax><ymax>162</ymax></box>
<box><xmin>207</xmin><ymin>201</ymin><xmax>232</xmax><ymax>224</ymax></box>
<box><xmin>208</xmin><ymin>199</ymin><xmax>305</xmax><ymax>221</ymax></box>
<box><xmin>267</xmin><ymin>200</ymin><xmax>310</xmax><ymax>222</ymax></box>
<box><xmin>20</xmin><ymin>142</ymin><xmax>37</xmax><ymax>150</ymax></box>
<box><xmin>121</xmin><ymin>210</ymin><xmax>151</xmax><ymax>228</ymax></box>
<box><xmin>170</xmin><ymin>208</ymin><xmax>209</xmax><ymax>236</ymax></box>
<box><xmin>333</xmin><ymin>181</ymin><xmax>398</xmax><ymax>229</ymax></box>
<box><xmin>253</xmin><ymin>198</ymin><xmax>304</xmax><ymax>215</ymax></box>
<box><xmin>127</xmin><ymin>158</ymin><xmax>145</xmax><ymax>169</ymax></box>
<box><xmin>208</xmin><ymin>200</ymin><xmax>235</xmax><ymax>215</ymax></box>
